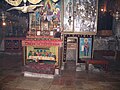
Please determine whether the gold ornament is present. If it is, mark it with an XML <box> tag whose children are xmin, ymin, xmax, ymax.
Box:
<box><xmin>5</xmin><ymin>0</ymin><xmax>22</xmax><ymax>6</ymax></box>
<box><xmin>52</xmin><ymin>0</ymin><xmax>59</xmax><ymax>3</ymax></box>
<box><xmin>28</xmin><ymin>0</ymin><xmax>42</xmax><ymax>4</ymax></box>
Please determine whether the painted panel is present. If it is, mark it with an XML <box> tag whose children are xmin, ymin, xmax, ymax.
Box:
<box><xmin>29</xmin><ymin>0</ymin><xmax>61</xmax><ymax>36</ymax></box>
<box><xmin>27</xmin><ymin>46</ymin><xmax>59</xmax><ymax>64</ymax></box>
<box><xmin>79</xmin><ymin>37</ymin><xmax>92</xmax><ymax>58</ymax></box>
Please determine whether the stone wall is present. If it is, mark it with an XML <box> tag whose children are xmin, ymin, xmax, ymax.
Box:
<box><xmin>93</xmin><ymin>37</ymin><xmax>109</xmax><ymax>50</ymax></box>
<box><xmin>94</xmin><ymin>19</ymin><xmax>120</xmax><ymax>51</ymax></box>
<box><xmin>94</xmin><ymin>17</ymin><xmax>120</xmax><ymax>51</ymax></box>
<box><xmin>93</xmin><ymin>36</ymin><xmax>119</xmax><ymax>51</ymax></box>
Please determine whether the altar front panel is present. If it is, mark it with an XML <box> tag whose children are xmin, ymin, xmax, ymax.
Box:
<box><xmin>26</xmin><ymin>46</ymin><xmax>59</xmax><ymax>64</ymax></box>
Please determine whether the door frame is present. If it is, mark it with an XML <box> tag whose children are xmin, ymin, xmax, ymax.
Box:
<box><xmin>66</xmin><ymin>37</ymin><xmax>78</xmax><ymax>65</ymax></box>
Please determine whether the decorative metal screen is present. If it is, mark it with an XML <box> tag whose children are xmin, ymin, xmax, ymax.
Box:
<box><xmin>64</xmin><ymin>0</ymin><xmax>98</xmax><ymax>34</ymax></box>
<box><xmin>66</xmin><ymin>49</ymin><xmax>76</xmax><ymax>60</ymax></box>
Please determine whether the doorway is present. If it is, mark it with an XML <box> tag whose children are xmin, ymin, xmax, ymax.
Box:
<box><xmin>66</xmin><ymin>37</ymin><xmax>78</xmax><ymax>63</ymax></box>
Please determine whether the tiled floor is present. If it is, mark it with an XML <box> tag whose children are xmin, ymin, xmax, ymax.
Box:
<box><xmin>0</xmin><ymin>53</ymin><xmax>120</xmax><ymax>90</ymax></box>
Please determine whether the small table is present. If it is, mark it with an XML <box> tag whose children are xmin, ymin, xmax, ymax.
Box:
<box><xmin>85</xmin><ymin>59</ymin><xmax>109</xmax><ymax>72</ymax></box>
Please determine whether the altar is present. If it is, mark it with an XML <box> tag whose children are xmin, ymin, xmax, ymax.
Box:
<box><xmin>21</xmin><ymin>0</ymin><xmax>63</xmax><ymax>78</ymax></box>
<box><xmin>22</xmin><ymin>39</ymin><xmax>62</xmax><ymax>65</ymax></box>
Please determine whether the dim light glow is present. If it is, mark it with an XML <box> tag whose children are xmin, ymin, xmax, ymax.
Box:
<box><xmin>2</xmin><ymin>22</ymin><xmax>6</xmax><ymax>26</ymax></box>
<box><xmin>101</xmin><ymin>8</ymin><xmax>104</xmax><ymax>12</ymax></box>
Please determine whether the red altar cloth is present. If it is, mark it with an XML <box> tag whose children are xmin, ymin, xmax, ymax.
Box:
<box><xmin>22</xmin><ymin>39</ymin><xmax>62</xmax><ymax>47</ymax></box>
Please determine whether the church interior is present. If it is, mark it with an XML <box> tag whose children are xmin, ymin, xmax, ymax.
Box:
<box><xmin>0</xmin><ymin>0</ymin><xmax>120</xmax><ymax>90</ymax></box>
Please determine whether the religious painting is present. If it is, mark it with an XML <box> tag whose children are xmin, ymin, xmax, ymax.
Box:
<box><xmin>35</xmin><ymin>9</ymin><xmax>41</xmax><ymax>26</ymax></box>
<box><xmin>40</xmin><ymin>30</ymin><xmax>50</xmax><ymax>36</ymax></box>
<box><xmin>30</xmin><ymin>28</ymin><xmax>36</xmax><ymax>36</ymax></box>
<box><xmin>74</xmin><ymin>0</ymin><xmax>98</xmax><ymax>33</ymax></box>
<box><xmin>79</xmin><ymin>38</ymin><xmax>92</xmax><ymax>59</ymax></box>
<box><xmin>43</xmin><ymin>30</ymin><xmax>50</xmax><ymax>36</ymax></box>
<box><xmin>29</xmin><ymin>0</ymin><xmax>61</xmax><ymax>35</ymax></box>
<box><xmin>26</xmin><ymin>46</ymin><xmax>59</xmax><ymax>65</ymax></box>
<box><xmin>41</xmin><ymin>22</ymin><xmax>48</xmax><ymax>31</ymax></box>
<box><xmin>64</xmin><ymin>0</ymin><xmax>73</xmax><ymax>32</ymax></box>
<box><xmin>29</xmin><ymin>14</ymin><xmax>36</xmax><ymax>29</ymax></box>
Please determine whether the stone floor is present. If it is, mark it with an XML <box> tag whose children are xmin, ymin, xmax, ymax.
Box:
<box><xmin>0</xmin><ymin>53</ymin><xmax>120</xmax><ymax>90</ymax></box>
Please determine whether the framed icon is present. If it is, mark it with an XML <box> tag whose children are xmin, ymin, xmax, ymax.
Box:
<box><xmin>79</xmin><ymin>38</ymin><xmax>92</xmax><ymax>59</ymax></box>
<box><xmin>41</xmin><ymin>22</ymin><xmax>48</xmax><ymax>31</ymax></box>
